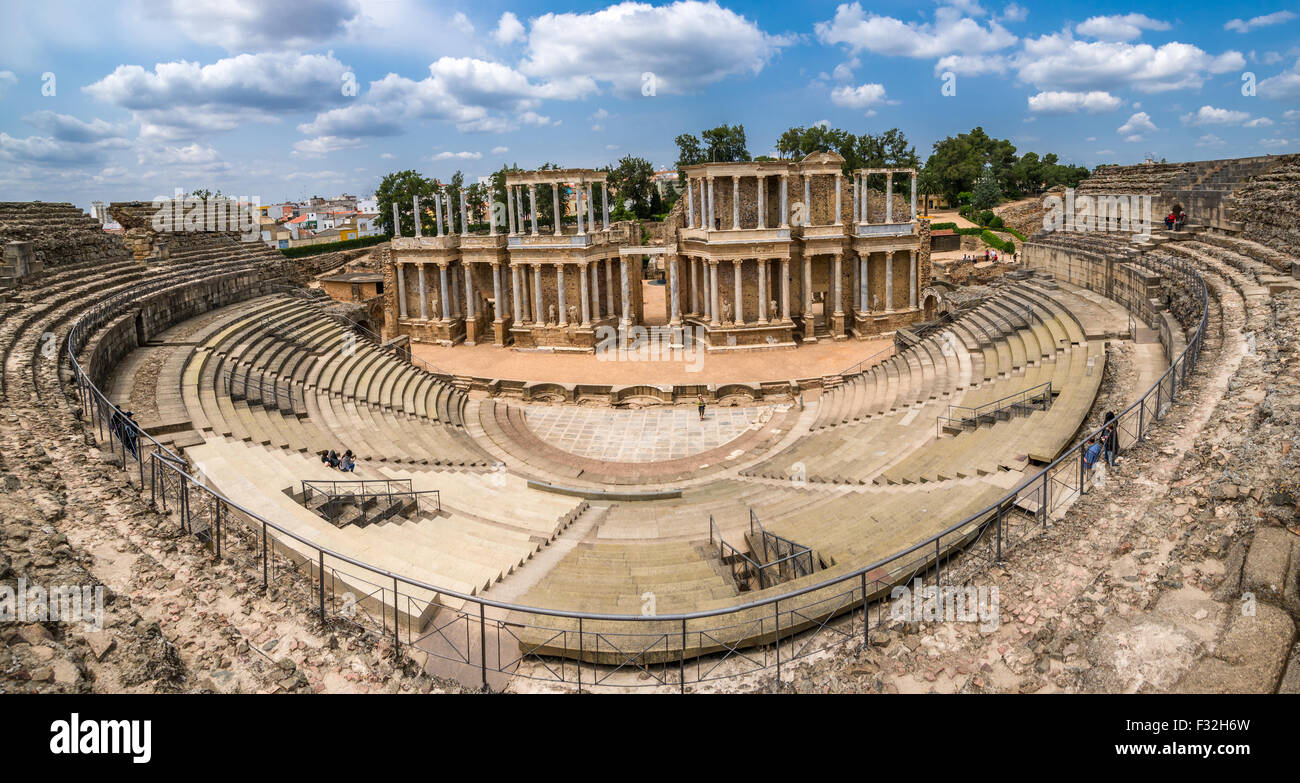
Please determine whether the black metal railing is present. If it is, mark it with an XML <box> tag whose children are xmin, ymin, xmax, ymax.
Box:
<box><xmin>749</xmin><ymin>510</ymin><xmax>816</xmax><ymax>585</ymax></box>
<box><xmin>300</xmin><ymin>477</ymin><xmax>440</xmax><ymax>526</ymax></box>
<box><xmin>935</xmin><ymin>381</ymin><xmax>1053</xmax><ymax>436</ymax></box>
<box><xmin>221</xmin><ymin>368</ymin><xmax>304</xmax><ymax>414</ymax></box>
<box><xmin>60</xmin><ymin>249</ymin><xmax>1209</xmax><ymax>692</ymax></box>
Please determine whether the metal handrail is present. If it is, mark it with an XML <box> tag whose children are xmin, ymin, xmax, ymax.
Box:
<box><xmin>59</xmin><ymin>249</ymin><xmax>1209</xmax><ymax>689</ymax></box>
<box><xmin>935</xmin><ymin>381</ymin><xmax>1053</xmax><ymax>435</ymax></box>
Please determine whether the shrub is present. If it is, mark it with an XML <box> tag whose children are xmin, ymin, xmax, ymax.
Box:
<box><xmin>280</xmin><ymin>234</ymin><xmax>389</xmax><ymax>258</ymax></box>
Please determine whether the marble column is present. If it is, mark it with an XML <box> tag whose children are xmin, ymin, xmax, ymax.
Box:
<box><xmin>834</xmin><ymin>174</ymin><xmax>842</xmax><ymax>225</ymax></box>
<box><xmin>833</xmin><ymin>253</ymin><xmax>843</xmax><ymax>316</ymax></box>
<box><xmin>434</xmin><ymin>192</ymin><xmax>444</xmax><ymax>236</ymax></box>
<box><xmin>529</xmin><ymin>185</ymin><xmax>538</xmax><ymax>235</ymax></box>
<box><xmin>413</xmin><ymin>195</ymin><xmax>422</xmax><ymax>237</ymax></box>
<box><xmin>511</xmin><ymin>265</ymin><xmax>523</xmax><ymax>323</ymax></box>
<box><xmin>669</xmin><ymin>255</ymin><xmax>680</xmax><ymax>324</ymax></box>
<box><xmin>779</xmin><ymin>175</ymin><xmax>789</xmax><ymax>228</ymax></box>
<box><xmin>804</xmin><ymin>256</ymin><xmax>814</xmax><ymax>318</ymax></box>
<box><xmin>732</xmin><ymin>177</ymin><xmax>740</xmax><ymax>229</ymax></box>
<box><xmin>885</xmin><ymin>173</ymin><xmax>893</xmax><ymax>224</ymax></box>
<box><xmin>417</xmin><ymin>263</ymin><xmax>428</xmax><ymax>320</ymax></box>
<box><xmin>506</xmin><ymin>187</ymin><xmax>516</xmax><ymax>235</ymax></box>
<box><xmin>885</xmin><ymin>252</ymin><xmax>894</xmax><ymax>312</ymax></box>
<box><xmin>493</xmin><ymin>264</ymin><xmax>505</xmax><ymax>322</ymax></box>
<box><xmin>852</xmin><ymin>174</ymin><xmax>860</xmax><ymax>223</ymax></box>
<box><xmin>533</xmin><ymin>264</ymin><xmax>544</xmax><ymax>326</ymax></box>
<box><xmin>444</xmin><ymin>194</ymin><xmax>454</xmax><ymax>234</ymax></box>
<box><xmin>910</xmin><ymin>250</ymin><xmax>918</xmax><ymax>309</ymax></box>
<box><xmin>757</xmin><ymin>176</ymin><xmax>766</xmax><ymax>229</ymax></box>
<box><xmin>556</xmin><ymin>265</ymin><xmax>567</xmax><ymax>325</ymax></box>
<box><xmin>803</xmin><ymin>176</ymin><xmax>811</xmax><ymax>226</ymax></box>
<box><xmin>620</xmin><ymin>257</ymin><xmax>631</xmax><ymax>326</ymax></box>
<box><xmin>910</xmin><ymin>172</ymin><xmax>918</xmax><ymax>221</ymax></box>
<box><xmin>591</xmin><ymin>261</ymin><xmax>602</xmax><ymax>319</ymax></box>
<box><xmin>576</xmin><ymin>187</ymin><xmax>585</xmax><ymax>235</ymax></box>
<box><xmin>686</xmin><ymin>179</ymin><xmax>695</xmax><ymax>229</ymax></box>
<box><xmin>602</xmin><ymin>182</ymin><xmax>610</xmax><ymax>230</ymax></box>
<box><xmin>438</xmin><ymin>264</ymin><xmax>449</xmax><ymax>322</ymax></box>
<box><xmin>579</xmin><ymin>263</ymin><xmax>590</xmax><ymax>326</ymax></box>
<box><xmin>757</xmin><ymin>258</ymin><xmax>768</xmax><ymax>323</ymax></box>
<box><xmin>451</xmin><ymin>266</ymin><xmax>461</xmax><ymax>318</ymax></box>
<box><xmin>733</xmin><ymin>259</ymin><xmax>743</xmax><ymax>324</ymax></box>
<box><xmin>392</xmin><ymin>202</ymin><xmax>402</xmax><ymax>238</ymax></box>
<box><xmin>586</xmin><ymin>183</ymin><xmax>595</xmax><ymax>230</ymax></box>
<box><xmin>861</xmin><ymin>255</ymin><xmax>871</xmax><ymax>312</ymax></box>
<box><xmin>464</xmin><ymin>263</ymin><xmax>475</xmax><ymax>319</ymax></box>
<box><xmin>691</xmin><ymin>257</ymin><xmax>700</xmax><ymax>315</ymax></box>
<box><xmin>707</xmin><ymin>178</ymin><xmax>715</xmax><ymax>231</ymax></box>
<box><xmin>780</xmin><ymin>258</ymin><xmax>791</xmax><ymax>322</ymax></box>
<box><xmin>396</xmin><ymin>262</ymin><xmax>407</xmax><ymax>319</ymax></box>
<box><xmin>552</xmin><ymin>185</ymin><xmax>561</xmax><ymax>236</ymax></box>
<box><xmin>699</xmin><ymin>180</ymin><xmax>707</xmax><ymax>229</ymax></box>
<box><xmin>605</xmin><ymin>258</ymin><xmax>614</xmax><ymax>316</ymax></box>
<box><xmin>709</xmin><ymin>261</ymin><xmax>720</xmax><ymax>327</ymax></box>
<box><xmin>459</xmin><ymin>189</ymin><xmax>469</xmax><ymax>236</ymax></box>
<box><xmin>860</xmin><ymin>173</ymin><xmax>868</xmax><ymax>224</ymax></box>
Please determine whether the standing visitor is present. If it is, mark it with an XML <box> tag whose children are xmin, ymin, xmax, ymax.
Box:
<box><xmin>697</xmin><ymin>395</ymin><xmax>706</xmax><ymax>421</ymax></box>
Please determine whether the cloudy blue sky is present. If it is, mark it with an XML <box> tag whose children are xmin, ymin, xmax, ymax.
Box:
<box><xmin>1</xmin><ymin>0</ymin><xmax>1297</xmax><ymax>207</ymax></box>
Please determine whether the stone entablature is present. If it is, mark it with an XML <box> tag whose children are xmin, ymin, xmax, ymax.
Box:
<box><xmin>385</xmin><ymin>168</ymin><xmax>638</xmax><ymax>352</ymax></box>
<box><xmin>673</xmin><ymin>153</ymin><xmax>929</xmax><ymax>346</ymax></box>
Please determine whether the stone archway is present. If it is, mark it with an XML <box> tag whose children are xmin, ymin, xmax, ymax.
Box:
<box><xmin>920</xmin><ymin>285</ymin><xmax>944</xmax><ymax>321</ymax></box>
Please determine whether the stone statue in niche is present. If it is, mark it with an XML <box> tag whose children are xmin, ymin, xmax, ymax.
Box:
<box><xmin>567</xmin><ymin>304</ymin><xmax>578</xmax><ymax>324</ymax></box>
<box><xmin>429</xmin><ymin>300</ymin><xmax>440</xmax><ymax>320</ymax></box>
<box><xmin>770</xmin><ymin>299</ymin><xmax>778</xmax><ymax>319</ymax></box>
<box><xmin>722</xmin><ymin>298</ymin><xmax>733</xmax><ymax>324</ymax></box>
<box><xmin>548</xmin><ymin>303</ymin><xmax>556</xmax><ymax>325</ymax></box>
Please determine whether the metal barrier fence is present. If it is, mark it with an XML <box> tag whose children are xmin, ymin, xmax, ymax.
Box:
<box><xmin>220</xmin><ymin>368</ymin><xmax>304</xmax><ymax>415</ymax></box>
<box><xmin>300</xmin><ymin>478</ymin><xmax>441</xmax><ymax>527</ymax></box>
<box><xmin>936</xmin><ymin>381</ymin><xmax>1053</xmax><ymax>436</ymax></box>
<box><xmin>61</xmin><ymin>251</ymin><xmax>1209</xmax><ymax>692</ymax></box>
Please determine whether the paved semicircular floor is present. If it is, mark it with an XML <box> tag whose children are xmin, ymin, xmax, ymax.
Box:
<box><xmin>522</xmin><ymin>405</ymin><xmax>772</xmax><ymax>463</ymax></box>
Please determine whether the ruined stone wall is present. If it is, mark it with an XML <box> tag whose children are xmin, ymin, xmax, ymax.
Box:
<box><xmin>1227</xmin><ymin>153</ymin><xmax>1300</xmax><ymax>260</ymax></box>
<box><xmin>0</xmin><ymin>202</ymin><xmax>129</xmax><ymax>271</ymax></box>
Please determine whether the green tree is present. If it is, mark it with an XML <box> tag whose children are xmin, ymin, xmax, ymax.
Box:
<box><xmin>971</xmin><ymin>166</ymin><xmax>1003</xmax><ymax>211</ymax></box>
<box><xmin>376</xmin><ymin>169</ymin><xmax>437</xmax><ymax>236</ymax></box>
<box><xmin>607</xmin><ymin>155</ymin><xmax>655</xmax><ymax>219</ymax></box>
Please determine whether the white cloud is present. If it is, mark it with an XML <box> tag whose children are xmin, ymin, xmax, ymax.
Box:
<box><xmin>1117</xmin><ymin>111</ymin><xmax>1157</xmax><ymax>137</ymax></box>
<box><xmin>0</xmin><ymin>71</ymin><xmax>16</xmax><ymax>98</ymax></box>
<box><xmin>1245</xmin><ymin>117</ymin><xmax>1275</xmax><ymax>127</ymax></box>
<box><xmin>154</xmin><ymin>0</ymin><xmax>362</xmax><ymax>52</ymax></box>
<box><xmin>493</xmin><ymin>11</ymin><xmax>526</xmax><ymax>45</ymax></box>
<box><xmin>380</xmin><ymin>152</ymin><xmax>395</xmax><ymax>159</ymax></box>
<box><xmin>1000</xmin><ymin>4</ymin><xmax>1028</xmax><ymax>23</ymax></box>
<box><xmin>1075</xmin><ymin>14</ymin><xmax>1170</xmax><ymax>42</ymax></box>
<box><xmin>22</xmin><ymin>111</ymin><xmax>127</xmax><ymax>143</ymax></box>
<box><xmin>451</xmin><ymin>12</ymin><xmax>474</xmax><ymax>34</ymax></box>
<box><xmin>1181</xmin><ymin>105</ymin><xmax>1251</xmax><ymax>126</ymax></box>
<box><xmin>299</xmin><ymin>56</ymin><xmax>580</xmax><ymax>138</ymax></box>
<box><xmin>1016</xmin><ymin>34</ymin><xmax>1244</xmax><ymax>93</ymax></box>
<box><xmin>291</xmin><ymin>135</ymin><xmax>365</xmax><ymax>157</ymax></box>
<box><xmin>519</xmin><ymin>111</ymin><xmax>556</xmax><ymax>126</ymax></box>
<box><xmin>1225</xmin><ymin>11</ymin><xmax>1297</xmax><ymax>34</ymax></box>
<box><xmin>136</xmin><ymin>141</ymin><xmax>231</xmax><ymax>176</ymax></box>
<box><xmin>830</xmin><ymin>82</ymin><xmax>887</xmax><ymax>110</ymax></box>
<box><xmin>433</xmin><ymin>150</ymin><xmax>482</xmax><ymax>160</ymax></box>
<box><xmin>1259</xmin><ymin>138</ymin><xmax>1292</xmax><ymax>148</ymax></box>
<box><xmin>1123</xmin><ymin>135</ymin><xmax>1143</xmax><ymax>143</ymax></box>
<box><xmin>1026</xmin><ymin>90</ymin><xmax>1122</xmax><ymax>114</ymax></box>
<box><xmin>519</xmin><ymin>1</ymin><xmax>793</xmax><ymax>96</ymax></box>
<box><xmin>1195</xmin><ymin>134</ymin><xmax>1225</xmax><ymax>147</ymax></box>
<box><xmin>1285</xmin><ymin>110</ymin><xmax>1300</xmax><ymax>121</ymax></box>
<box><xmin>1259</xmin><ymin>59</ymin><xmax>1300</xmax><ymax>102</ymax></box>
<box><xmin>817</xmin><ymin>2</ymin><xmax>1017</xmax><ymax>77</ymax></box>
<box><xmin>86</xmin><ymin>52</ymin><xmax>352</xmax><ymax>142</ymax></box>
<box><xmin>0</xmin><ymin>132</ymin><xmax>129</xmax><ymax>166</ymax></box>
<box><xmin>491</xmin><ymin>146</ymin><xmax>509</xmax><ymax>154</ymax></box>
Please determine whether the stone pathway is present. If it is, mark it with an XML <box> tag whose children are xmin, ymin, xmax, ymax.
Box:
<box><xmin>523</xmin><ymin>405</ymin><xmax>769</xmax><ymax>462</ymax></box>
